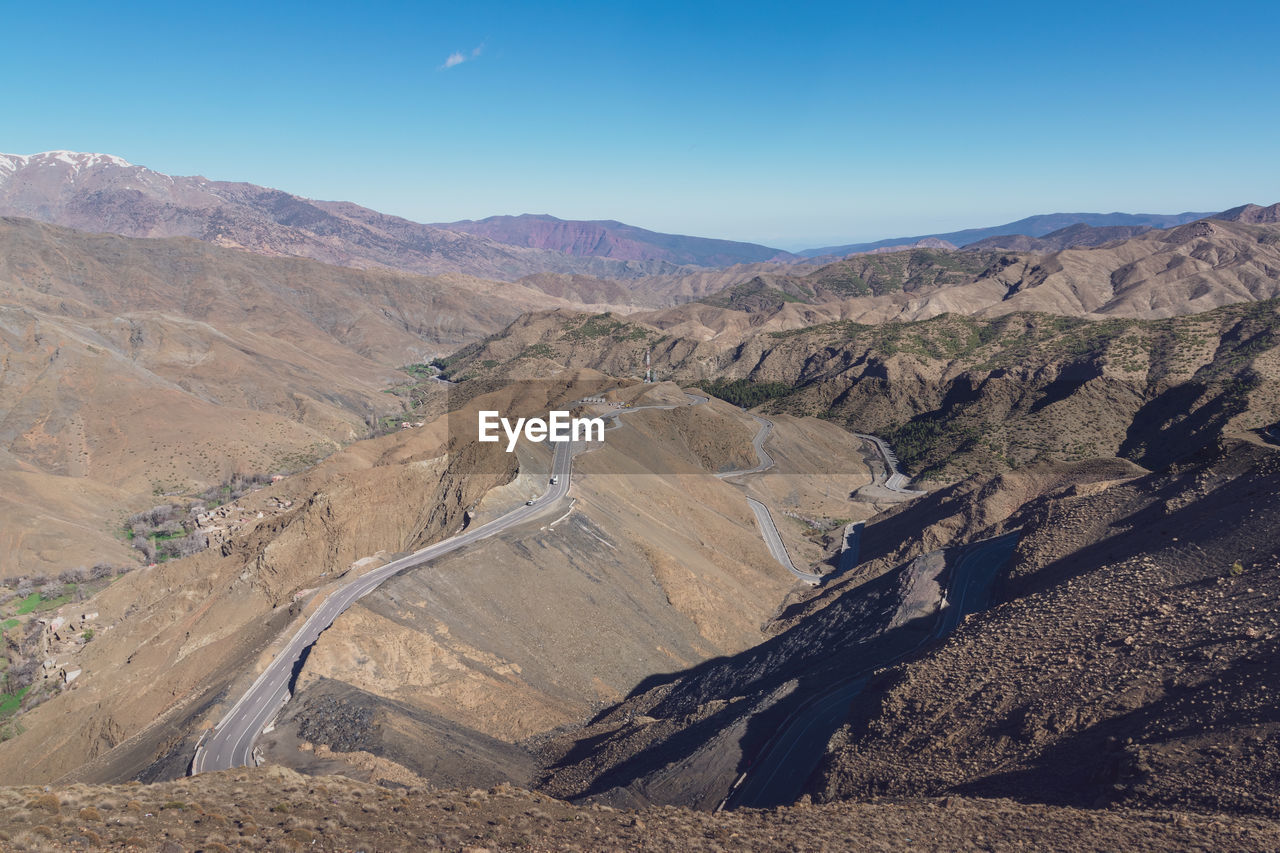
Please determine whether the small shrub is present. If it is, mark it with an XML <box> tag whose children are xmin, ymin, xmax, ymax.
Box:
<box><xmin>27</xmin><ymin>793</ymin><xmax>61</xmax><ymax>813</ymax></box>
<box><xmin>78</xmin><ymin>806</ymin><xmax>102</xmax><ymax>822</ymax></box>
<box><xmin>1229</xmin><ymin>560</ymin><xmax>1245</xmax><ymax>576</ymax></box>
<box><xmin>162</xmin><ymin>800</ymin><xmax>187</xmax><ymax>810</ymax></box>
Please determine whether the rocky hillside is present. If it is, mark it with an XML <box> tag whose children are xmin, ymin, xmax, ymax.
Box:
<box><xmin>434</xmin><ymin>213</ymin><xmax>794</xmax><ymax>266</ymax></box>
<box><xmin>800</xmin><ymin>210</ymin><xmax>1212</xmax><ymax>257</ymax></box>
<box><xmin>0</xmin><ymin>151</ymin><xmax>690</xmax><ymax>282</ymax></box>
<box><xmin>534</xmin><ymin>433</ymin><xmax>1280</xmax><ymax>822</ymax></box>
<box><xmin>964</xmin><ymin>222</ymin><xmax>1153</xmax><ymax>252</ymax></box>
<box><xmin>0</xmin><ymin>216</ymin><xmax>588</xmax><ymax>577</ymax></box>
<box><xmin>815</xmin><ymin>436</ymin><xmax>1280</xmax><ymax>817</ymax></box>
<box><xmin>429</xmin><ymin>298</ymin><xmax>1280</xmax><ymax>483</ymax></box>
<box><xmin>664</xmin><ymin>216</ymin><xmax>1280</xmax><ymax>324</ymax></box>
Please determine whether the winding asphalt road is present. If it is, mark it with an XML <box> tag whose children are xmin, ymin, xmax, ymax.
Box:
<box><xmin>709</xmin><ymin>411</ymin><xmax>823</xmax><ymax>584</ymax></box>
<box><xmin>192</xmin><ymin>391</ymin><xmax>903</xmax><ymax>773</ymax></box>
<box><xmin>745</xmin><ymin>498</ymin><xmax>823</xmax><ymax>585</ymax></box>
<box><xmin>194</xmin><ymin>392</ymin><xmax>718</xmax><ymax>773</ymax></box>
<box><xmin>854</xmin><ymin>432</ymin><xmax>926</xmax><ymax>496</ymax></box>
<box><xmin>716</xmin><ymin>413</ymin><xmax>775</xmax><ymax>479</ymax></box>
<box><xmin>192</xmin><ymin>438</ymin><xmax>578</xmax><ymax>773</ymax></box>
<box><xmin>722</xmin><ymin>531</ymin><xmax>1021</xmax><ymax>810</ymax></box>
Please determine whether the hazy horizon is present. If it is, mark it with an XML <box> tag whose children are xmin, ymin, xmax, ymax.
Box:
<box><xmin>3</xmin><ymin>0</ymin><xmax>1278</xmax><ymax>247</ymax></box>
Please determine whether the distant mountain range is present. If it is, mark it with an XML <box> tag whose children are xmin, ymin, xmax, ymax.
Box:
<box><xmin>799</xmin><ymin>211</ymin><xmax>1214</xmax><ymax>257</ymax></box>
<box><xmin>962</xmin><ymin>223</ymin><xmax>1155</xmax><ymax>252</ymax></box>
<box><xmin>0</xmin><ymin>150</ymin><xmax>1254</xmax><ymax>283</ymax></box>
<box><xmin>0</xmin><ymin>151</ymin><xmax>691</xmax><ymax>282</ymax></box>
<box><xmin>432</xmin><ymin>213</ymin><xmax>793</xmax><ymax>266</ymax></box>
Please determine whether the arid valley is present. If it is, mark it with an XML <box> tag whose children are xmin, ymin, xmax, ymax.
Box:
<box><xmin>4</xmin><ymin>5</ymin><xmax>1280</xmax><ymax>849</ymax></box>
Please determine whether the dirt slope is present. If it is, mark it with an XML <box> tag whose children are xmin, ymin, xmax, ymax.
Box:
<box><xmin>4</xmin><ymin>767</ymin><xmax>1275</xmax><ymax>852</ymax></box>
<box><xmin>261</xmin><ymin>392</ymin><xmax>870</xmax><ymax>788</ymax></box>
<box><xmin>0</xmin><ymin>410</ymin><xmax>514</xmax><ymax>784</ymax></box>
<box><xmin>0</xmin><ymin>216</ymin><xmax>590</xmax><ymax>576</ymax></box>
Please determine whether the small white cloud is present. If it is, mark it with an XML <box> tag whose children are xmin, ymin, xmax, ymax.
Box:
<box><xmin>441</xmin><ymin>44</ymin><xmax>484</xmax><ymax>70</ymax></box>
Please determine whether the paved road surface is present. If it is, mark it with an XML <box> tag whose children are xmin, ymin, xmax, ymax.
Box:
<box><xmin>836</xmin><ymin>521</ymin><xmax>864</xmax><ymax>575</ymax></box>
<box><xmin>193</xmin><ymin>390</ymin><xmax>909</xmax><ymax>773</ymax></box>
<box><xmin>723</xmin><ymin>531</ymin><xmax>1021</xmax><ymax>810</ymax></box>
<box><xmin>193</xmin><ymin>439</ymin><xmax>578</xmax><ymax>773</ymax></box>
<box><xmin>854</xmin><ymin>432</ymin><xmax>926</xmax><ymax>496</ymax></box>
<box><xmin>745</xmin><ymin>498</ymin><xmax>822</xmax><ymax>585</ymax></box>
<box><xmin>716</xmin><ymin>413</ymin><xmax>775</xmax><ymax>479</ymax></box>
<box><xmin>709</xmin><ymin>411</ymin><xmax>820</xmax><ymax>585</ymax></box>
<box><xmin>194</xmin><ymin>392</ymin><xmax>716</xmax><ymax>774</ymax></box>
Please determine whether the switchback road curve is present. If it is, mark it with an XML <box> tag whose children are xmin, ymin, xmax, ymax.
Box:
<box><xmin>194</xmin><ymin>393</ymin><xmax>708</xmax><ymax>773</ymax></box>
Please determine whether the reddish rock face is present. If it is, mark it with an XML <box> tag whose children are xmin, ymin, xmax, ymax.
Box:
<box><xmin>0</xmin><ymin>152</ymin><xmax>692</xmax><ymax>282</ymax></box>
<box><xmin>435</xmin><ymin>213</ymin><xmax>795</xmax><ymax>266</ymax></box>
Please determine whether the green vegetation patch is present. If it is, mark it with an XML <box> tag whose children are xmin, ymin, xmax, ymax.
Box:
<box><xmin>0</xmin><ymin>686</ymin><xmax>30</xmax><ymax>717</ymax></box>
<box><xmin>16</xmin><ymin>593</ymin><xmax>43</xmax><ymax>616</ymax></box>
<box><xmin>518</xmin><ymin>342</ymin><xmax>555</xmax><ymax>359</ymax></box>
<box><xmin>805</xmin><ymin>249</ymin><xmax>1001</xmax><ymax>296</ymax></box>
<box><xmin>401</xmin><ymin>363</ymin><xmax>436</xmax><ymax>379</ymax></box>
<box><xmin>694</xmin><ymin>378</ymin><xmax>796</xmax><ymax>409</ymax></box>
<box><xmin>560</xmin><ymin>313</ymin><xmax>653</xmax><ymax>343</ymax></box>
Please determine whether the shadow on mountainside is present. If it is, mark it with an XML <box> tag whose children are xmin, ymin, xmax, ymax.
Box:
<box><xmin>1118</xmin><ymin>380</ymin><xmax>1248</xmax><ymax>470</ymax></box>
<box><xmin>540</xmin><ymin>546</ymin><xmax>985</xmax><ymax>809</ymax></box>
<box><xmin>944</xmin><ymin>637</ymin><xmax>1280</xmax><ymax>815</ymax></box>
<box><xmin>1000</xmin><ymin>438</ymin><xmax>1275</xmax><ymax>601</ymax></box>
<box><xmin>818</xmin><ymin>438</ymin><xmax>1280</xmax><ymax>817</ymax></box>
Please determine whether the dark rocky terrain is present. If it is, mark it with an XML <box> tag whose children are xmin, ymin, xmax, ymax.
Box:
<box><xmin>816</xmin><ymin>436</ymin><xmax>1280</xmax><ymax>816</ymax></box>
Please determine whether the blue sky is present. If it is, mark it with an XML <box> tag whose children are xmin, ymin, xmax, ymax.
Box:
<box><xmin>3</xmin><ymin>1</ymin><xmax>1278</xmax><ymax>249</ymax></box>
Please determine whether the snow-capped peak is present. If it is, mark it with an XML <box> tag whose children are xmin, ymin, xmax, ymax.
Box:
<box><xmin>0</xmin><ymin>150</ymin><xmax>134</xmax><ymax>178</ymax></box>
